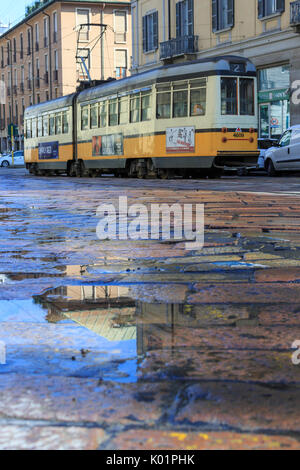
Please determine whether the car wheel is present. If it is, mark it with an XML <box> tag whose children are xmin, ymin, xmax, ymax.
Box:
<box><xmin>267</xmin><ymin>160</ymin><xmax>276</xmax><ymax>177</ymax></box>
<box><xmin>1</xmin><ymin>160</ymin><xmax>9</xmax><ymax>168</ymax></box>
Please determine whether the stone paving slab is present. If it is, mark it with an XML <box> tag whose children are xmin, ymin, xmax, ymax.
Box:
<box><xmin>108</xmin><ymin>430</ymin><xmax>300</xmax><ymax>450</ymax></box>
<box><xmin>0</xmin><ymin>425</ymin><xmax>106</xmax><ymax>450</ymax></box>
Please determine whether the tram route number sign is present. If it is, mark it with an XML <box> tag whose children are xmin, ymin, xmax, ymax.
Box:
<box><xmin>166</xmin><ymin>127</ymin><xmax>195</xmax><ymax>153</ymax></box>
<box><xmin>38</xmin><ymin>141</ymin><xmax>59</xmax><ymax>160</ymax></box>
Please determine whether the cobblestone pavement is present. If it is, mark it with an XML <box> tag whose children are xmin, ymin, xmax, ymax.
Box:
<box><xmin>0</xmin><ymin>168</ymin><xmax>300</xmax><ymax>450</ymax></box>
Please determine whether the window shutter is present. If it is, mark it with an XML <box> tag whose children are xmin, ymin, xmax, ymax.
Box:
<box><xmin>276</xmin><ymin>0</ymin><xmax>285</xmax><ymax>13</ymax></box>
<box><xmin>227</xmin><ymin>0</ymin><xmax>234</xmax><ymax>28</ymax></box>
<box><xmin>115</xmin><ymin>49</ymin><xmax>127</xmax><ymax>68</ymax></box>
<box><xmin>142</xmin><ymin>16</ymin><xmax>147</xmax><ymax>52</ymax></box>
<box><xmin>176</xmin><ymin>2</ymin><xmax>181</xmax><ymax>37</ymax></box>
<box><xmin>258</xmin><ymin>0</ymin><xmax>264</xmax><ymax>18</ymax></box>
<box><xmin>153</xmin><ymin>11</ymin><xmax>158</xmax><ymax>49</ymax></box>
<box><xmin>212</xmin><ymin>0</ymin><xmax>218</xmax><ymax>32</ymax></box>
<box><xmin>187</xmin><ymin>0</ymin><xmax>194</xmax><ymax>36</ymax></box>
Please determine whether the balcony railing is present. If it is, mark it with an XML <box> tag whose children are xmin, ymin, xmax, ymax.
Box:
<box><xmin>291</xmin><ymin>1</ymin><xmax>300</xmax><ymax>26</ymax></box>
<box><xmin>160</xmin><ymin>35</ymin><xmax>198</xmax><ymax>60</ymax></box>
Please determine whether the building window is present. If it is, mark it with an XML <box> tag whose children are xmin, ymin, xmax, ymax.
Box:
<box><xmin>212</xmin><ymin>0</ymin><xmax>234</xmax><ymax>32</ymax></box>
<box><xmin>114</xmin><ymin>10</ymin><xmax>127</xmax><ymax>43</ymax></box>
<box><xmin>20</xmin><ymin>34</ymin><xmax>23</xmax><ymax>59</ymax></box>
<box><xmin>176</xmin><ymin>0</ymin><xmax>194</xmax><ymax>37</ymax></box>
<box><xmin>142</xmin><ymin>11</ymin><xmax>158</xmax><ymax>52</ymax></box>
<box><xmin>35</xmin><ymin>24</ymin><xmax>39</xmax><ymax>51</ymax></box>
<box><xmin>43</xmin><ymin>17</ymin><xmax>48</xmax><ymax>47</ymax></box>
<box><xmin>76</xmin><ymin>48</ymin><xmax>90</xmax><ymax>80</ymax></box>
<box><xmin>115</xmin><ymin>49</ymin><xmax>127</xmax><ymax>79</ymax></box>
<box><xmin>53</xmin><ymin>12</ymin><xmax>58</xmax><ymax>42</ymax></box>
<box><xmin>76</xmin><ymin>9</ymin><xmax>90</xmax><ymax>41</ymax></box>
<box><xmin>258</xmin><ymin>0</ymin><xmax>285</xmax><ymax>18</ymax></box>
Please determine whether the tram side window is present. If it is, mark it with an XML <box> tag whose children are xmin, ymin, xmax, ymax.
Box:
<box><xmin>90</xmin><ymin>104</ymin><xmax>98</xmax><ymax>129</ymax></box>
<box><xmin>190</xmin><ymin>80</ymin><xmax>206</xmax><ymax>116</ymax></box>
<box><xmin>173</xmin><ymin>81</ymin><xmax>188</xmax><ymax>118</ymax></box>
<box><xmin>109</xmin><ymin>99</ymin><xmax>118</xmax><ymax>126</ymax></box>
<box><xmin>55</xmin><ymin>113</ymin><xmax>62</xmax><ymax>135</ymax></box>
<box><xmin>43</xmin><ymin>115</ymin><xmax>49</xmax><ymax>136</ymax></box>
<box><xmin>99</xmin><ymin>101</ymin><xmax>107</xmax><ymax>128</ymax></box>
<box><xmin>32</xmin><ymin>118</ymin><xmax>37</xmax><ymax>138</ymax></box>
<box><xmin>221</xmin><ymin>78</ymin><xmax>238</xmax><ymax>115</ymax></box>
<box><xmin>62</xmin><ymin>111</ymin><xmax>69</xmax><ymax>134</ymax></box>
<box><xmin>49</xmin><ymin>115</ymin><xmax>55</xmax><ymax>135</ymax></box>
<box><xmin>130</xmin><ymin>93</ymin><xmax>141</xmax><ymax>123</ymax></box>
<box><xmin>156</xmin><ymin>84</ymin><xmax>171</xmax><ymax>119</ymax></box>
<box><xmin>37</xmin><ymin>116</ymin><xmax>43</xmax><ymax>137</ymax></box>
<box><xmin>26</xmin><ymin>119</ymin><xmax>32</xmax><ymax>139</ymax></box>
<box><xmin>119</xmin><ymin>96</ymin><xmax>128</xmax><ymax>125</ymax></box>
<box><xmin>141</xmin><ymin>91</ymin><xmax>152</xmax><ymax>121</ymax></box>
<box><xmin>81</xmin><ymin>106</ymin><xmax>89</xmax><ymax>131</ymax></box>
<box><xmin>240</xmin><ymin>78</ymin><xmax>254</xmax><ymax>116</ymax></box>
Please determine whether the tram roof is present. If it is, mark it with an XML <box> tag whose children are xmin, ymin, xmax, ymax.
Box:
<box><xmin>77</xmin><ymin>55</ymin><xmax>256</xmax><ymax>104</ymax></box>
<box><xmin>25</xmin><ymin>93</ymin><xmax>76</xmax><ymax>118</ymax></box>
<box><xmin>25</xmin><ymin>55</ymin><xmax>256</xmax><ymax>117</ymax></box>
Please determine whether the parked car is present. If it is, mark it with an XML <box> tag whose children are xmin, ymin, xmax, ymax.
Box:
<box><xmin>257</xmin><ymin>138</ymin><xmax>279</xmax><ymax>170</ymax></box>
<box><xmin>0</xmin><ymin>151</ymin><xmax>24</xmax><ymax>167</ymax></box>
<box><xmin>264</xmin><ymin>125</ymin><xmax>300</xmax><ymax>176</ymax></box>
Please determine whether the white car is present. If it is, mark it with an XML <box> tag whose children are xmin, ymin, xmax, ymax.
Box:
<box><xmin>264</xmin><ymin>125</ymin><xmax>300</xmax><ymax>176</ymax></box>
<box><xmin>0</xmin><ymin>151</ymin><xmax>24</xmax><ymax>168</ymax></box>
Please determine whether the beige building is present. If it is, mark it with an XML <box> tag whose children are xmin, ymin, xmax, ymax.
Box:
<box><xmin>131</xmin><ymin>0</ymin><xmax>300</xmax><ymax>137</ymax></box>
<box><xmin>0</xmin><ymin>0</ymin><xmax>131</xmax><ymax>152</ymax></box>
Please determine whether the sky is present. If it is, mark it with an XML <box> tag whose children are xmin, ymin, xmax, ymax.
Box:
<box><xmin>0</xmin><ymin>0</ymin><xmax>28</xmax><ymax>28</ymax></box>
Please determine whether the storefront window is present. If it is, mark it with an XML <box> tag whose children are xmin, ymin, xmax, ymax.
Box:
<box><xmin>258</xmin><ymin>65</ymin><xmax>290</xmax><ymax>139</ymax></box>
<box><xmin>258</xmin><ymin>65</ymin><xmax>290</xmax><ymax>91</ymax></box>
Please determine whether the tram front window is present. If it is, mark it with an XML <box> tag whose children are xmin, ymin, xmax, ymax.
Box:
<box><xmin>240</xmin><ymin>78</ymin><xmax>254</xmax><ymax>115</ymax></box>
<box><xmin>221</xmin><ymin>77</ymin><xmax>237</xmax><ymax>115</ymax></box>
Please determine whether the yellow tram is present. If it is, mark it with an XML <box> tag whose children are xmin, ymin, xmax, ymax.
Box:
<box><xmin>24</xmin><ymin>55</ymin><xmax>259</xmax><ymax>178</ymax></box>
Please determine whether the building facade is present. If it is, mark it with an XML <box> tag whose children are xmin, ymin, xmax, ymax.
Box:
<box><xmin>0</xmin><ymin>0</ymin><xmax>131</xmax><ymax>152</ymax></box>
<box><xmin>131</xmin><ymin>0</ymin><xmax>300</xmax><ymax>138</ymax></box>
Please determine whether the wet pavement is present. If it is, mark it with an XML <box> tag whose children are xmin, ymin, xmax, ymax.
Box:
<box><xmin>0</xmin><ymin>168</ymin><xmax>300</xmax><ymax>450</ymax></box>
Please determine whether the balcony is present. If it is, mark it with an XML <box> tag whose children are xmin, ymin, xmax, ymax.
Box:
<box><xmin>160</xmin><ymin>35</ymin><xmax>198</xmax><ymax>60</ymax></box>
<box><xmin>291</xmin><ymin>1</ymin><xmax>300</xmax><ymax>30</ymax></box>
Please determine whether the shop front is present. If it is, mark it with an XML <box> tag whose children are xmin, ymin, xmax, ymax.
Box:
<box><xmin>258</xmin><ymin>65</ymin><xmax>290</xmax><ymax>140</ymax></box>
